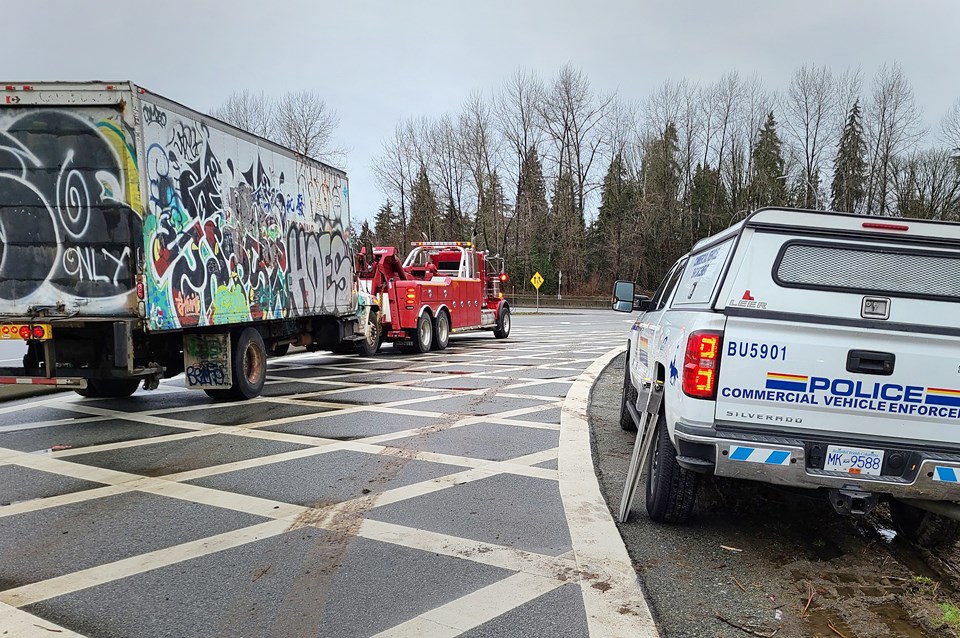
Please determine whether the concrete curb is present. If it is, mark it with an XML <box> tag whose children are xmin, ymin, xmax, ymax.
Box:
<box><xmin>558</xmin><ymin>345</ymin><xmax>659</xmax><ymax>637</ymax></box>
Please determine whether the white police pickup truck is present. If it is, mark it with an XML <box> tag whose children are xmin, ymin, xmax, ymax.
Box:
<box><xmin>613</xmin><ymin>207</ymin><xmax>960</xmax><ymax>547</ymax></box>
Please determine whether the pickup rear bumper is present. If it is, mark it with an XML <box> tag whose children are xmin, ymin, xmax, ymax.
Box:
<box><xmin>673</xmin><ymin>422</ymin><xmax>960</xmax><ymax>502</ymax></box>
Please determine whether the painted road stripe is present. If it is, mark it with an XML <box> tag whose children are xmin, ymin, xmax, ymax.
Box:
<box><xmin>372</xmin><ymin>571</ymin><xmax>564</xmax><ymax>637</ymax></box>
<box><xmin>729</xmin><ymin>446</ymin><xmax>792</xmax><ymax>465</ymax></box>
<box><xmin>0</xmin><ymin>601</ymin><xmax>89</xmax><ymax>637</ymax></box>
<box><xmin>558</xmin><ymin>346</ymin><xmax>658</xmax><ymax>637</ymax></box>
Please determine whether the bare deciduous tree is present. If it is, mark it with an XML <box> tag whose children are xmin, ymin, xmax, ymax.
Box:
<box><xmin>781</xmin><ymin>65</ymin><xmax>836</xmax><ymax>208</ymax></box>
<box><xmin>865</xmin><ymin>63</ymin><xmax>924</xmax><ymax>215</ymax></box>
<box><xmin>274</xmin><ymin>90</ymin><xmax>344</xmax><ymax>163</ymax></box>
<box><xmin>211</xmin><ymin>90</ymin><xmax>274</xmax><ymax>139</ymax></box>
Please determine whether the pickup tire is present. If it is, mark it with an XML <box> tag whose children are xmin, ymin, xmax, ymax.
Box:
<box><xmin>619</xmin><ymin>351</ymin><xmax>638</xmax><ymax>432</ymax></box>
<box><xmin>890</xmin><ymin>500</ymin><xmax>960</xmax><ymax>548</ymax></box>
<box><xmin>411</xmin><ymin>313</ymin><xmax>433</xmax><ymax>353</ymax></box>
<box><xmin>494</xmin><ymin>305</ymin><xmax>511</xmax><ymax>339</ymax></box>
<box><xmin>646</xmin><ymin>410</ymin><xmax>700</xmax><ymax>523</ymax></box>
<box><xmin>432</xmin><ymin>311</ymin><xmax>450</xmax><ymax>351</ymax></box>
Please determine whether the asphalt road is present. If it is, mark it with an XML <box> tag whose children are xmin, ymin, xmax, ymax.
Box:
<box><xmin>0</xmin><ymin>310</ymin><xmax>641</xmax><ymax>638</ymax></box>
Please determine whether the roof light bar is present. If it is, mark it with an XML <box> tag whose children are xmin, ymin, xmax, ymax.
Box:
<box><xmin>412</xmin><ymin>241</ymin><xmax>472</xmax><ymax>248</ymax></box>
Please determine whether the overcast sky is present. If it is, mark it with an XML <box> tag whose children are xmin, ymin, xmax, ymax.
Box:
<box><xmin>7</xmin><ymin>0</ymin><xmax>959</xmax><ymax>224</ymax></box>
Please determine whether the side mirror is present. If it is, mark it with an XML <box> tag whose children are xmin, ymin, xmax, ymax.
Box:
<box><xmin>611</xmin><ymin>280</ymin><xmax>635</xmax><ymax>313</ymax></box>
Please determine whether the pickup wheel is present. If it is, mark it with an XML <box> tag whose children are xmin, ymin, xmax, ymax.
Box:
<box><xmin>890</xmin><ymin>500</ymin><xmax>960</xmax><ymax>548</ymax></box>
<box><xmin>493</xmin><ymin>306</ymin><xmax>511</xmax><ymax>339</ymax></box>
<box><xmin>619</xmin><ymin>351</ymin><xmax>638</xmax><ymax>432</ymax></box>
<box><xmin>223</xmin><ymin>328</ymin><xmax>267</xmax><ymax>400</ymax></box>
<box><xmin>432</xmin><ymin>311</ymin><xmax>450</xmax><ymax>351</ymax></box>
<box><xmin>645</xmin><ymin>410</ymin><xmax>700</xmax><ymax>523</ymax></box>
<box><xmin>411</xmin><ymin>313</ymin><xmax>433</xmax><ymax>353</ymax></box>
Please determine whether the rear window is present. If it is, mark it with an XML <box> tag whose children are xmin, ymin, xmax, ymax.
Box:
<box><xmin>774</xmin><ymin>240</ymin><xmax>960</xmax><ymax>302</ymax></box>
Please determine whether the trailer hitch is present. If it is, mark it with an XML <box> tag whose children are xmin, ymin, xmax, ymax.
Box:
<box><xmin>829</xmin><ymin>488</ymin><xmax>880</xmax><ymax>516</ymax></box>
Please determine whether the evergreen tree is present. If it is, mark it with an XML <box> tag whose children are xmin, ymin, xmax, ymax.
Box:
<box><xmin>831</xmin><ymin>100</ymin><xmax>867</xmax><ymax>213</ymax></box>
<box><xmin>373</xmin><ymin>200</ymin><xmax>399</xmax><ymax>250</ymax></box>
<box><xmin>639</xmin><ymin>123</ymin><xmax>682</xmax><ymax>286</ymax></box>
<box><xmin>593</xmin><ymin>152</ymin><xmax>637</xmax><ymax>282</ymax></box>
<box><xmin>516</xmin><ymin>146</ymin><xmax>550</xmax><ymax>290</ymax></box>
<box><xmin>475</xmin><ymin>171</ymin><xmax>506</xmax><ymax>253</ymax></box>
<box><xmin>749</xmin><ymin>112</ymin><xmax>788</xmax><ymax>209</ymax></box>
<box><xmin>689</xmin><ymin>163</ymin><xmax>728</xmax><ymax>238</ymax></box>
<box><xmin>408</xmin><ymin>166</ymin><xmax>438</xmax><ymax>242</ymax></box>
<box><xmin>550</xmin><ymin>171</ymin><xmax>582</xmax><ymax>295</ymax></box>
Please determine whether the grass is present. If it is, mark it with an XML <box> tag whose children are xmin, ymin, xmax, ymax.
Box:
<box><xmin>941</xmin><ymin>601</ymin><xmax>960</xmax><ymax>630</ymax></box>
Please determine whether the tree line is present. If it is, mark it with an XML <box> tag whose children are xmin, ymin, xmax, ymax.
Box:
<box><xmin>216</xmin><ymin>66</ymin><xmax>960</xmax><ymax>295</ymax></box>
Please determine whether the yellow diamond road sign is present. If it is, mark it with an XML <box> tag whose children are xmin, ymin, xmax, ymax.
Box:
<box><xmin>531</xmin><ymin>272</ymin><xmax>544</xmax><ymax>290</ymax></box>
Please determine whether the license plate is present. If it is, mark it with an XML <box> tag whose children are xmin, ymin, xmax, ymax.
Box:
<box><xmin>824</xmin><ymin>445</ymin><xmax>884</xmax><ymax>476</ymax></box>
<box><xmin>0</xmin><ymin>323</ymin><xmax>52</xmax><ymax>340</ymax></box>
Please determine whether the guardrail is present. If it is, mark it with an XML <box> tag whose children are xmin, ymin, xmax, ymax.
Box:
<box><xmin>505</xmin><ymin>294</ymin><xmax>611</xmax><ymax>310</ymax></box>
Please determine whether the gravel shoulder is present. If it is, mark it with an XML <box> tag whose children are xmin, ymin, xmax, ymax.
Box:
<box><xmin>589</xmin><ymin>353</ymin><xmax>960</xmax><ymax>638</ymax></box>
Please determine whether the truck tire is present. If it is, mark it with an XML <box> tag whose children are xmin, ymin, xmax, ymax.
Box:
<box><xmin>228</xmin><ymin>328</ymin><xmax>267</xmax><ymax>400</ymax></box>
<box><xmin>76</xmin><ymin>379</ymin><xmax>140</xmax><ymax>399</ymax></box>
<box><xmin>411</xmin><ymin>313</ymin><xmax>433</xmax><ymax>353</ymax></box>
<box><xmin>619</xmin><ymin>351</ymin><xmax>638</xmax><ymax>432</ymax></box>
<box><xmin>646</xmin><ymin>410</ymin><xmax>700</xmax><ymax>523</ymax></box>
<box><xmin>432</xmin><ymin>311</ymin><xmax>450</xmax><ymax>351</ymax></box>
<box><xmin>356</xmin><ymin>311</ymin><xmax>381</xmax><ymax>357</ymax></box>
<box><xmin>890</xmin><ymin>500</ymin><xmax>960</xmax><ymax>548</ymax></box>
<box><xmin>494</xmin><ymin>306</ymin><xmax>511</xmax><ymax>339</ymax></box>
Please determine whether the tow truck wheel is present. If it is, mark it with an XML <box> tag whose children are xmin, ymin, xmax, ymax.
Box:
<box><xmin>432</xmin><ymin>311</ymin><xmax>450</xmax><ymax>351</ymax></box>
<box><xmin>890</xmin><ymin>499</ymin><xmax>960</xmax><ymax>548</ymax></box>
<box><xmin>645</xmin><ymin>410</ymin><xmax>700</xmax><ymax>523</ymax></box>
<box><xmin>412</xmin><ymin>313</ymin><xmax>433</xmax><ymax>353</ymax></box>
<box><xmin>619</xmin><ymin>351</ymin><xmax>638</xmax><ymax>432</ymax></box>
<box><xmin>270</xmin><ymin>343</ymin><xmax>290</xmax><ymax>357</ymax></box>
<box><xmin>494</xmin><ymin>305</ymin><xmax>511</xmax><ymax>339</ymax></box>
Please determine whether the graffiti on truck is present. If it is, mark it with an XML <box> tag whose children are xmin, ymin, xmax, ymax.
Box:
<box><xmin>0</xmin><ymin>109</ymin><xmax>142</xmax><ymax>312</ymax></box>
<box><xmin>143</xmin><ymin>103</ymin><xmax>352</xmax><ymax>330</ymax></box>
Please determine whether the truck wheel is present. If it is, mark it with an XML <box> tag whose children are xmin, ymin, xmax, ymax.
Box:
<box><xmin>890</xmin><ymin>500</ymin><xmax>960</xmax><ymax>548</ymax></box>
<box><xmin>411</xmin><ymin>313</ymin><xmax>433</xmax><ymax>353</ymax></box>
<box><xmin>270</xmin><ymin>343</ymin><xmax>290</xmax><ymax>357</ymax></box>
<box><xmin>356</xmin><ymin>311</ymin><xmax>381</xmax><ymax>357</ymax></box>
<box><xmin>76</xmin><ymin>379</ymin><xmax>140</xmax><ymax>399</ymax></box>
<box><xmin>646</xmin><ymin>410</ymin><xmax>700</xmax><ymax>523</ymax></box>
<box><xmin>432</xmin><ymin>311</ymin><xmax>450</xmax><ymax>351</ymax></box>
<box><xmin>494</xmin><ymin>306</ymin><xmax>511</xmax><ymax>339</ymax></box>
<box><xmin>227</xmin><ymin>328</ymin><xmax>267</xmax><ymax>400</ymax></box>
<box><xmin>619</xmin><ymin>352</ymin><xmax>638</xmax><ymax>432</ymax></box>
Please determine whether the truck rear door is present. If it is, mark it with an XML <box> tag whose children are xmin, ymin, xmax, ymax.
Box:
<box><xmin>0</xmin><ymin>92</ymin><xmax>141</xmax><ymax>318</ymax></box>
<box><xmin>715</xmin><ymin>221</ymin><xmax>960</xmax><ymax>462</ymax></box>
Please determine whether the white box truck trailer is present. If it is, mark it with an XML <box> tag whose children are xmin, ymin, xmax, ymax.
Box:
<box><xmin>0</xmin><ymin>81</ymin><xmax>361</xmax><ymax>400</ymax></box>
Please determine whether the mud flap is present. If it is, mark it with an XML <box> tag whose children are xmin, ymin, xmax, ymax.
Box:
<box><xmin>183</xmin><ymin>333</ymin><xmax>233</xmax><ymax>390</ymax></box>
<box><xmin>618</xmin><ymin>381</ymin><xmax>664</xmax><ymax>522</ymax></box>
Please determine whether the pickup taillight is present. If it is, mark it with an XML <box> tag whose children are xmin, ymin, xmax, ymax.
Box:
<box><xmin>682</xmin><ymin>331</ymin><xmax>722</xmax><ymax>400</ymax></box>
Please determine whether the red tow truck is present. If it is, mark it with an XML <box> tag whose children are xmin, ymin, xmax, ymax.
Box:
<box><xmin>356</xmin><ymin>241</ymin><xmax>511</xmax><ymax>353</ymax></box>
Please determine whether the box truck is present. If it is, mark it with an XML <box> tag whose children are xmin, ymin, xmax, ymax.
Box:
<box><xmin>0</xmin><ymin>81</ymin><xmax>363</xmax><ymax>400</ymax></box>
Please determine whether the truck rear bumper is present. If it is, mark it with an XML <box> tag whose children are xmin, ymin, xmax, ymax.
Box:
<box><xmin>0</xmin><ymin>376</ymin><xmax>87</xmax><ymax>388</ymax></box>
<box><xmin>673</xmin><ymin>422</ymin><xmax>960</xmax><ymax>501</ymax></box>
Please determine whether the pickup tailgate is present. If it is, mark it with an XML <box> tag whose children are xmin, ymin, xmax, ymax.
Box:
<box><xmin>717</xmin><ymin>317</ymin><xmax>960</xmax><ymax>445</ymax></box>
<box><xmin>714</xmin><ymin>219</ymin><xmax>960</xmax><ymax>453</ymax></box>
